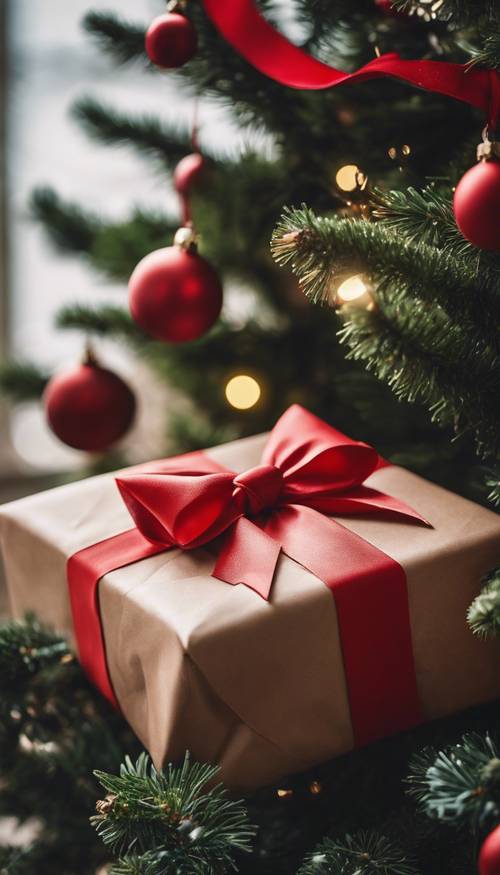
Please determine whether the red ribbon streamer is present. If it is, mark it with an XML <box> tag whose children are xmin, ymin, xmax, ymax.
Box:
<box><xmin>201</xmin><ymin>0</ymin><xmax>500</xmax><ymax>130</ymax></box>
<box><xmin>67</xmin><ymin>405</ymin><xmax>428</xmax><ymax>746</ymax></box>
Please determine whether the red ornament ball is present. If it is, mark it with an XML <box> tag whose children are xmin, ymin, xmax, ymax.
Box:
<box><xmin>479</xmin><ymin>825</ymin><xmax>500</xmax><ymax>875</ymax></box>
<box><xmin>375</xmin><ymin>0</ymin><xmax>402</xmax><ymax>15</ymax></box>
<box><xmin>174</xmin><ymin>153</ymin><xmax>206</xmax><ymax>197</ymax></box>
<box><xmin>44</xmin><ymin>361</ymin><xmax>136</xmax><ymax>452</ymax></box>
<box><xmin>145</xmin><ymin>12</ymin><xmax>197</xmax><ymax>69</ymax></box>
<box><xmin>375</xmin><ymin>0</ymin><xmax>408</xmax><ymax>19</ymax></box>
<box><xmin>129</xmin><ymin>241</ymin><xmax>223</xmax><ymax>343</ymax></box>
<box><xmin>454</xmin><ymin>159</ymin><xmax>500</xmax><ymax>251</ymax></box>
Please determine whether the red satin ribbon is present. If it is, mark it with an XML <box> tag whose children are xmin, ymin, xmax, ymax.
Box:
<box><xmin>201</xmin><ymin>0</ymin><xmax>500</xmax><ymax>129</ymax></box>
<box><xmin>67</xmin><ymin>405</ymin><xmax>428</xmax><ymax>746</ymax></box>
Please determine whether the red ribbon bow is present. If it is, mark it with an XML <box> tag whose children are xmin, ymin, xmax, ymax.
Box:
<box><xmin>68</xmin><ymin>405</ymin><xmax>428</xmax><ymax>745</ymax></box>
<box><xmin>116</xmin><ymin>404</ymin><xmax>426</xmax><ymax>600</ymax></box>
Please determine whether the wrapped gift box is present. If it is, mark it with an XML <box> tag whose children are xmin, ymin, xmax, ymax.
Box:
<box><xmin>1</xmin><ymin>405</ymin><xmax>500</xmax><ymax>792</ymax></box>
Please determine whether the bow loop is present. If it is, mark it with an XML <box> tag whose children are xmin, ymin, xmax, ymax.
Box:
<box><xmin>283</xmin><ymin>443</ymin><xmax>378</xmax><ymax>497</ymax></box>
<box><xmin>116</xmin><ymin>471</ymin><xmax>238</xmax><ymax>549</ymax></box>
<box><xmin>263</xmin><ymin>404</ymin><xmax>379</xmax><ymax>492</ymax></box>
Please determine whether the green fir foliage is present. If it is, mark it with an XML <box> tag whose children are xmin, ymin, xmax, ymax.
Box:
<box><xmin>0</xmin><ymin>362</ymin><xmax>50</xmax><ymax>402</ymax></box>
<box><xmin>0</xmin><ymin>616</ymin><xmax>132</xmax><ymax>875</ymax></box>
<box><xmin>4</xmin><ymin>618</ymin><xmax>500</xmax><ymax>874</ymax></box>
<box><xmin>297</xmin><ymin>832</ymin><xmax>419</xmax><ymax>875</ymax></box>
<box><xmin>468</xmin><ymin>568</ymin><xmax>500</xmax><ymax>639</ymax></box>
<box><xmin>407</xmin><ymin>734</ymin><xmax>500</xmax><ymax>828</ymax></box>
<box><xmin>3</xmin><ymin>2</ymin><xmax>500</xmax><ymax>867</ymax></box>
<box><xmin>92</xmin><ymin>753</ymin><xmax>254</xmax><ymax>874</ymax></box>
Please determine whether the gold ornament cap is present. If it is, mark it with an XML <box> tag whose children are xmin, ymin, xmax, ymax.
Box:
<box><xmin>477</xmin><ymin>129</ymin><xmax>500</xmax><ymax>162</ymax></box>
<box><xmin>174</xmin><ymin>226</ymin><xmax>197</xmax><ymax>251</ymax></box>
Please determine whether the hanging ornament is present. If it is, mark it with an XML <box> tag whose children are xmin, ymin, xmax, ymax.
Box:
<box><xmin>453</xmin><ymin>132</ymin><xmax>500</xmax><ymax>251</ymax></box>
<box><xmin>479</xmin><ymin>825</ymin><xmax>500</xmax><ymax>875</ymax></box>
<box><xmin>145</xmin><ymin>2</ymin><xmax>197</xmax><ymax>70</ymax></box>
<box><xmin>129</xmin><ymin>227</ymin><xmax>223</xmax><ymax>343</ymax></box>
<box><xmin>174</xmin><ymin>104</ymin><xmax>207</xmax><ymax>217</ymax></box>
<box><xmin>44</xmin><ymin>347</ymin><xmax>136</xmax><ymax>452</ymax></box>
<box><xmin>174</xmin><ymin>152</ymin><xmax>206</xmax><ymax>224</ymax></box>
<box><xmin>174</xmin><ymin>152</ymin><xmax>206</xmax><ymax>198</ymax></box>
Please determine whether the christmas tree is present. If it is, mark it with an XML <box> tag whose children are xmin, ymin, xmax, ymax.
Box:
<box><xmin>2</xmin><ymin>0</ymin><xmax>495</xmax><ymax>483</ymax></box>
<box><xmin>1</xmin><ymin>1</ymin><xmax>500</xmax><ymax>874</ymax></box>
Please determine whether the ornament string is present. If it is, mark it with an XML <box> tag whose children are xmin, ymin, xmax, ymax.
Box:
<box><xmin>179</xmin><ymin>101</ymin><xmax>200</xmax><ymax>226</ymax></box>
<box><xmin>201</xmin><ymin>0</ymin><xmax>500</xmax><ymax>130</ymax></box>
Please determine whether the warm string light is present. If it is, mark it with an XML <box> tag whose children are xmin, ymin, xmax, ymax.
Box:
<box><xmin>276</xmin><ymin>781</ymin><xmax>322</xmax><ymax>800</ymax></box>
<box><xmin>225</xmin><ymin>375</ymin><xmax>261</xmax><ymax>410</ymax></box>
<box><xmin>388</xmin><ymin>144</ymin><xmax>411</xmax><ymax>160</ymax></box>
<box><xmin>388</xmin><ymin>143</ymin><xmax>411</xmax><ymax>173</ymax></box>
<box><xmin>333</xmin><ymin>275</ymin><xmax>375</xmax><ymax>312</ymax></box>
<box><xmin>407</xmin><ymin>0</ymin><xmax>444</xmax><ymax>21</ymax></box>
<box><xmin>334</xmin><ymin>163</ymin><xmax>371</xmax><ymax>220</ymax></box>
<box><xmin>335</xmin><ymin>164</ymin><xmax>367</xmax><ymax>193</ymax></box>
<box><xmin>18</xmin><ymin>734</ymin><xmax>59</xmax><ymax>755</ymax></box>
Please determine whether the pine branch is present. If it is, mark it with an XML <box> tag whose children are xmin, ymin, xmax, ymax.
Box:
<box><xmin>468</xmin><ymin>28</ymin><xmax>500</xmax><ymax>70</ymax></box>
<box><xmin>394</xmin><ymin>0</ymin><xmax>500</xmax><ymax>22</ymax></box>
<box><xmin>270</xmin><ymin>209</ymin><xmax>500</xmax><ymax>458</ymax></box>
<box><xmin>0</xmin><ymin>361</ymin><xmax>50</xmax><ymax>402</ymax></box>
<box><xmin>92</xmin><ymin>752</ymin><xmax>255</xmax><ymax>873</ymax></box>
<box><xmin>372</xmin><ymin>183</ymin><xmax>500</xmax><ymax>286</ymax></box>
<box><xmin>89</xmin><ymin>210</ymin><xmax>177</xmax><ymax>281</ymax></box>
<box><xmin>83</xmin><ymin>7</ymin><xmax>312</xmax><ymax>144</ymax></box>
<box><xmin>82</xmin><ymin>11</ymin><xmax>148</xmax><ymax>67</ymax></box>
<box><xmin>109</xmin><ymin>848</ymin><xmax>191</xmax><ymax>875</ymax></box>
<box><xmin>0</xmin><ymin>843</ymin><xmax>65</xmax><ymax>875</ymax></box>
<box><xmin>0</xmin><ymin>615</ymin><xmax>69</xmax><ymax>689</ymax></box>
<box><xmin>336</xmin><ymin>306</ymin><xmax>500</xmax><ymax>458</ymax></box>
<box><xmin>468</xmin><ymin>568</ymin><xmax>500</xmax><ymax>639</ymax></box>
<box><xmin>370</xmin><ymin>186</ymin><xmax>499</xmax><ymax>270</ymax></box>
<box><xmin>30</xmin><ymin>187</ymin><xmax>101</xmax><ymax>253</ymax></box>
<box><xmin>271</xmin><ymin>207</ymin><xmax>500</xmax><ymax>339</ymax></box>
<box><xmin>297</xmin><ymin>831</ymin><xmax>419</xmax><ymax>875</ymax></box>
<box><xmin>56</xmin><ymin>304</ymin><xmax>144</xmax><ymax>343</ymax></box>
<box><xmin>0</xmin><ymin>617</ymin><xmax>133</xmax><ymax>875</ymax></box>
<box><xmin>72</xmin><ymin>98</ymin><xmax>196</xmax><ymax>168</ymax></box>
<box><xmin>32</xmin><ymin>188</ymin><xmax>177</xmax><ymax>280</ymax></box>
<box><xmin>407</xmin><ymin>734</ymin><xmax>500</xmax><ymax>829</ymax></box>
<box><xmin>487</xmin><ymin>477</ymin><xmax>500</xmax><ymax>507</ymax></box>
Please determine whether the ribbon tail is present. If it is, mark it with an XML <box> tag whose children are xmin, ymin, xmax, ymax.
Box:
<box><xmin>313</xmin><ymin>487</ymin><xmax>431</xmax><ymax>526</ymax></box>
<box><xmin>202</xmin><ymin>0</ymin><xmax>497</xmax><ymax>119</ymax></box>
<box><xmin>263</xmin><ymin>505</ymin><xmax>422</xmax><ymax>746</ymax></box>
<box><xmin>355</xmin><ymin>487</ymin><xmax>431</xmax><ymax>525</ymax></box>
<box><xmin>213</xmin><ymin>516</ymin><xmax>281</xmax><ymax>601</ymax></box>
<box><xmin>67</xmin><ymin>528</ymin><xmax>168</xmax><ymax>708</ymax></box>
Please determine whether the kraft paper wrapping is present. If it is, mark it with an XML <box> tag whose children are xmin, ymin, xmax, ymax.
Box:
<box><xmin>1</xmin><ymin>432</ymin><xmax>500</xmax><ymax>792</ymax></box>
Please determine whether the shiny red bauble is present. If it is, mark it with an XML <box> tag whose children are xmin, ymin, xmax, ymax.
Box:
<box><xmin>145</xmin><ymin>12</ymin><xmax>197</xmax><ymax>69</ymax></box>
<box><xmin>453</xmin><ymin>160</ymin><xmax>500</xmax><ymax>251</ymax></box>
<box><xmin>44</xmin><ymin>361</ymin><xmax>135</xmax><ymax>452</ymax></box>
<box><xmin>174</xmin><ymin>153</ymin><xmax>206</xmax><ymax>197</ymax></box>
<box><xmin>374</xmin><ymin>0</ymin><xmax>403</xmax><ymax>15</ymax></box>
<box><xmin>479</xmin><ymin>825</ymin><xmax>500</xmax><ymax>875</ymax></box>
<box><xmin>129</xmin><ymin>243</ymin><xmax>223</xmax><ymax>343</ymax></box>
